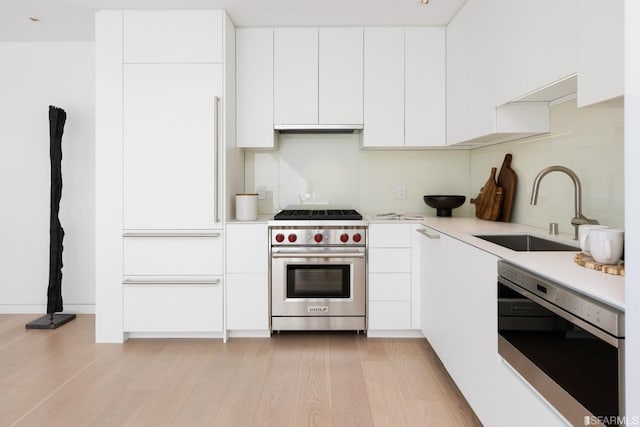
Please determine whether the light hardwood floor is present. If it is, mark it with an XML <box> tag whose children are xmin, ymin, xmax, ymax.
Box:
<box><xmin>1</xmin><ymin>314</ymin><xmax>481</xmax><ymax>426</ymax></box>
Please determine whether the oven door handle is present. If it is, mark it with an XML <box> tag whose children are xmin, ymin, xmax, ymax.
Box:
<box><xmin>272</xmin><ymin>251</ymin><xmax>365</xmax><ymax>259</ymax></box>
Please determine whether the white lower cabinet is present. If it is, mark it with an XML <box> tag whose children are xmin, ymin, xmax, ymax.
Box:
<box><xmin>368</xmin><ymin>224</ymin><xmax>419</xmax><ymax>333</ymax></box>
<box><xmin>226</xmin><ymin>274</ymin><xmax>269</xmax><ymax>331</ymax></box>
<box><xmin>417</xmin><ymin>226</ymin><xmax>565</xmax><ymax>426</ymax></box>
<box><xmin>124</xmin><ymin>283</ymin><xmax>223</xmax><ymax>332</ymax></box>
<box><xmin>225</xmin><ymin>223</ymin><xmax>269</xmax><ymax>334</ymax></box>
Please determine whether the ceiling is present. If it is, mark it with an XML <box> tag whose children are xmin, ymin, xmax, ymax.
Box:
<box><xmin>0</xmin><ymin>0</ymin><xmax>467</xmax><ymax>42</ymax></box>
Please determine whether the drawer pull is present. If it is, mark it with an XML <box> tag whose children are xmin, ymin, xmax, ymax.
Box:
<box><xmin>123</xmin><ymin>231</ymin><xmax>221</xmax><ymax>238</ymax></box>
<box><xmin>416</xmin><ymin>228</ymin><xmax>440</xmax><ymax>239</ymax></box>
<box><xmin>123</xmin><ymin>278</ymin><xmax>222</xmax><ymax>285</ymax></box>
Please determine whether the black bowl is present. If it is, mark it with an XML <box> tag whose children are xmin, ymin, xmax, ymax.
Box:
<box><xmin>423</xmin><ymin>195</ymin><xmax>466</xmax><ymax>217</ymax></box>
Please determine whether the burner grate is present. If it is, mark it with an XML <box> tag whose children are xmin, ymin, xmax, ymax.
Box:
<box><xmin>273</xmin><ymin>209</ymin><xmax>363</xmax><ymax>220</ymax></box>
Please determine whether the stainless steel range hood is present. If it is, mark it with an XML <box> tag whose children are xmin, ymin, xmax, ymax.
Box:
<box><xmin>274</xmin><ymin>124</ymin><xmax>363</xmax><ymax>134</ymax></box>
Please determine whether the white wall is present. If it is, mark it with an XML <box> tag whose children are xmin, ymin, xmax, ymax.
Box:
<box><xmin>0</xmin><ymin>42</ymin><xmax>95</xmax><ymax>313</ymax></box>
<box><xmin>470</xmin><ymin>99</ymin><xmax>624</xmax><ymax>235</ymax></box>
<box><xmin>243</xmin><ymin>136</ymin><xmax>471</xmax><ymax>216</ymax></box>
<box><xmin>624</xmin><ymin>0</ymin><xmax>639</xmax><ymax>420</ymax></box>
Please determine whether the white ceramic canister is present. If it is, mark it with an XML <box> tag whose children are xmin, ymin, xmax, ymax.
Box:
<box><xmin>235</xmin><ymin>193</ymin><xmax>258</xmax><ymax>221</ymax></box>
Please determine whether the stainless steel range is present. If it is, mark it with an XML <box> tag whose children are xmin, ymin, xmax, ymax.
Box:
<box><xmin>270</xmin><ymin>208</ymin><xmax>367</xmax><ymax>332</ymax></box>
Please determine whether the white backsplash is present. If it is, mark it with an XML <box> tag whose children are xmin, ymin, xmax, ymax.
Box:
<box><xmin>470</xmin><ymin>99</ymin><xmax>624</xmax><ymax>232</ymax></box>
<box><xmin>244</xmin><ymin>99</ymin><xmax>624</xmax><ymax>227</ymax></box>
<box><xmin>244</xmin><ymin>136</ymin><xmax>471</xmax><ymax>216</ymax></box>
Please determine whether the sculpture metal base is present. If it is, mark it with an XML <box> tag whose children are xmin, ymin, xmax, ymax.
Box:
<box><xmin>26</xmin><ymin>313</ymin><xmax>76</xmax><ymax>330</ymax></box>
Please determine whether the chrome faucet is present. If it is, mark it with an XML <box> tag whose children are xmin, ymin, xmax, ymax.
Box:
<box><xmin>530</xmin><ymin>166</ymin><xmax>599</xmax><ymax>240</ymax></box>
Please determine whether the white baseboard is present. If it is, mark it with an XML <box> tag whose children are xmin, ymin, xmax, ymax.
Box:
<box><xmin>228</xmin><ymin>329</ymin><xmax>271</xmax><ymax>338</ymax></box>
<box><xmin>366</xmin><ymin>329</ymin><xmax>425</xmax><ymax>338</ymax></box>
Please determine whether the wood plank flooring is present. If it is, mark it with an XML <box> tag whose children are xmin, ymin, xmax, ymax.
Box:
<box><xmin>0</xmin><ymin>315</ymin><xmax>481</xmax><ymax>426</ymax></box>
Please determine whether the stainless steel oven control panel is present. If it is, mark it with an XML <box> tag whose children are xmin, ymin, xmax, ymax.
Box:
<box><xmin>271</xmin><ymin>226</ymin><xmax>367</xmax><ymax>246</ymax></box>
<box><xmin>498</xmin><ymin>261</ymin><xmax>624</xmax><ymax>338</ymax></box>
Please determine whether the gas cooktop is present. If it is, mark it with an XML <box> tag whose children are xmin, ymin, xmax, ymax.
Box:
<box><xmin>273</xmin><ymin>209</ymin><xmax>363</xmax><ymax>221</ymax></box>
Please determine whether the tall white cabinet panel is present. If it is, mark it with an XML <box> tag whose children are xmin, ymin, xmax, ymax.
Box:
<box><xmin>274</xmin><ymin>28</ymin><xmax>319</xmax><ymax>125</ymax></box>
<box><xmin>577</xmin><ymin>0</ymin><xmax>624</xmax><ymax>107</ymax></box>
<box><xmin>405</xmin><ymin>27</ymin><xmax>446</xmax><ymax>147</ymax></box>
<box><xmin>123</xmin><ymin>10</ymin><xmax>223</xmax><ymax>64</ymax></box>
<box><xmin>95</xmin><ymin>11</ymin><xmax>124</xmax><ymax>343</ymax></box>
<box><xmin>226</xmin><ymin>223</ymin><xmax>269</xmax><ymax>333</ymax></box>
<box><xmin>123</xmin><ymin>64</ymin><xmax>222</xmax><ymax>230</ymax></box>
<box><xmin>318</xmin><ymin>28</ymin><xmax>363</xmax><ymax>125</ymax></box>
<box><xmin>363</xmin><ymin>28</ymin><xmax>404</xmax><ymax>148</ymax></box>
<box><xmin>236</xmin><ymin>28</ymin><xmax>275</xmax><ymax>148</ymax></box>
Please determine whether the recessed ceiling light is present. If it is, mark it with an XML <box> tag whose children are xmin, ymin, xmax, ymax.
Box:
<box><xmin>419</xmin><ymin>0</ymin><xmax>430</xmax><ymax>4</ymax></box>
<box><xmin>29</xmin><ymin>17</ymin><xmax>41</xmax><ymax>22</ymax></box>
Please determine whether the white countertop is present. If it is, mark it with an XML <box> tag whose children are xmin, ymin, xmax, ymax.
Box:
<box><xmin>401</xmin><ymin>216</ymin><xmax>625</xmax><ymax>311</ymax></box>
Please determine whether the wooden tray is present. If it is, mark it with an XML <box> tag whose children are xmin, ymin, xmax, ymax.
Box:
<box><xmin>574</xmin><ymin>252</ymin><xmax>625</xmax><ymax>276</ymax></box>
<box><xmin>471</xmin><ymin>167</ymin><xmax>503</xmax><ymax>221</ymax></box>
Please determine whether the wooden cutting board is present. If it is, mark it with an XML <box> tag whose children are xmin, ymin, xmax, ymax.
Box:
<box><xmin>497</xmin><ymin>153</ymin><xmax>517</xmax><ymax>222</ymax></box>
<box><xmin>471</xmin><ymin>167</ymin><xmax>503</xmax><ymax>220</ymax></box>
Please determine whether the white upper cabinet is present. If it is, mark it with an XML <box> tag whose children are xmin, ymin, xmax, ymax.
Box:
<box><xmin>123</xmin><ymin>10</ymin><xmax>224</xmax><ymax>64</ymax></box>
<box><xmin>273</xmin><ymin>27</ymin><xmax>364</xmax><ymax>127</ymax></box>
<box><xmin>319</xmin><ymin>28</ymin><xmax>364</xmax><ymax>125</ymax></box>
<box><xmin>236</xmin><ymin>28</ymin><xmax>276</xmax><ymax>148</ymax></box>
<box><xmin>363</xmin><ymin>28</ymin><xmax>404</xmax><ymax>148</ymax></box>
<box><xmin>123</xmin><ymin>63</ymin><xmax>222</xmax><ymax>230</ymax></box>
<box><xmin>446</xmin><ymin>0</ymin><xmax>578</xmax><ymax>146</ymax></box>
<box><xmin>363</xmin><ymin>27</ymin><xmax>446</xmax><ymax>148</ymax></box>
<box><xmin>405</xmin><ymin>27</ymin><xmax>446</xmax><ymax>147</ymax></box>
<box><xmin>274</xmin><ymin>28</ymin><xmax>319</xmax><ymax>125</ymax></box>
<box><xmin>577</xmin><ymin>0</ymin><xmax>624</xmax><ymax>107</ymax></box>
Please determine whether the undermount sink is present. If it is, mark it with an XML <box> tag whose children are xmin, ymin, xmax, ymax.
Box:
<box><xmin>474</xmin><ymin>234</ymin><xmax>579</xmax><ymax>252</ymax></box>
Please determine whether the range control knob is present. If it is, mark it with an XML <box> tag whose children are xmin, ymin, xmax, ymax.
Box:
<box><xmin>352</xmin><ymin>233</ymin><xmax>362</xmax><ymax>243</ymax></box>
<box><xmin>314</xmin><ymin>233</ymin><xmax>323</xmax><ymax>243</ymax></box>
<box><xmin>340</xmin><ymin>233</ymin><xmax>349</xmax><ymax>243</ymax></box>
<box><xmin>288</xmin><ymin>234</ymin><xmax>298</xmax><ymax>243</ymax></box>
<box><xmin>275</xmin><ymin>233</ymin><xmax>285</xmax><ymax>243</ymax></box>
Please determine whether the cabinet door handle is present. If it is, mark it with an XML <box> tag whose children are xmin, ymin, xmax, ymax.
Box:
<box><xmin>213</xmin><ymin>96</ymin><xmax>220</xmax><ymax>225</ymax></box>
<box><xmin>416</xmin><ymin>228</ymin><xmax>440</xmax><ymax>239</ymax></box>
<box><xmin>123</xmin><ymin>278</ymin><xmax>222</xmax><ymax>285</ymax></box>
<box><xmin>122</xmin><ymin>231</ymin><xmax>221</xmax><ymax>238</ymax></box>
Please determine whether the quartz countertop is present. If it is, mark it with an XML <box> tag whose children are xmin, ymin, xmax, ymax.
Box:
<box><xmin>411</xmin><ymin>216</ymin><xmax>625</xmax><ymax>311</ymax></box>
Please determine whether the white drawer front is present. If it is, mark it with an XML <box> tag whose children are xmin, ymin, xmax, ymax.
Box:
<box><xmin>369</xmin><ymin>224</ymin><xmax>411</xmax><ymax>247</ymax></box>
<box><xmin>123</xmin><ymin>284</ymin><xmax>222</xmax><ymax>332</ymax></box>
<box><xmin>368</xmin><ymin>248</ymin><xmax>411</xmax><ymax>273</ymax></box>
<box><xmin>369</xmin><ymin>273</ymin><xmax>411</xmax><ymax>301</ymax></box>
<box><xmin>226</xmin><ymin>273</ymin><xmax>269</xmax><ymax>330</ymax></box>
<box><xmin>124</xmin><ymin>236</ymin><xmax>222</xmax><ymax>276</ymax></box>
<box><xmin>368</xmin><ymin>301</ymin><xmax>411</xmax><ymax>330</ymax></box>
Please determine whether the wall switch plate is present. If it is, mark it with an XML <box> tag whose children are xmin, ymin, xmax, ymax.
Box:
<box><xmin>396</xmin><ymin>185</ymin><xmax>406</xmax><ymax>199</ymax></box>
<box><xmin>257</xmin><ymin>187</ymin><xmax>266</xmax><ymax>200</ymax></box>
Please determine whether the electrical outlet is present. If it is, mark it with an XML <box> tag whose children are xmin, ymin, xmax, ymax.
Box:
<box><xmin>396</xmin><ymin>185</ymin><xmax>406</xmax><ymax>199</ymax></box>
<box><xmin>257</xmin><ymin>187</ymin><xmax>266</xmax><ymax>200</ymax></box>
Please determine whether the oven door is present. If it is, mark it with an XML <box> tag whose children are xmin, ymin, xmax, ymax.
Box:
<box><xmin>498</xmin><ymin>277</ymin><xmax>624</xmax><ymax>426</ymax></box>
<box><xmin>271</xmin><ymin>247</ymin><xmax>366</xmax><ymax>317</ymax></box>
